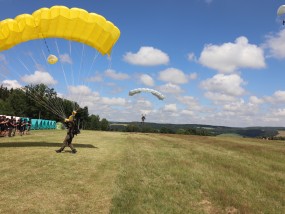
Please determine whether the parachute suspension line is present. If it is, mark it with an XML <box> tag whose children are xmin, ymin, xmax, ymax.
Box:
<box><xmin>0</xmin><ymin>59</ymin><xmax>20</xmax><ymax>81</ymax></box>
<box><xmin>43</xmin><ymin>37</ymin><xmax>51</xmax><ymax>54</ymax></box>
<box><xmin>24</xmin><ymin>90</ymin><xmax>66</xmax><ymax>119</ymax></box>
<box><xmin>99</xmin><ymin>53</ymin><xmax>113</xmax><ymax>95</ymax></box>
<box><xmin>17</xmin><ymin>57</ymin><xmax>66</xmax><ymax>119</ymax></box>
<box><xmin>39</xmin><ymin>41</ymin><xmax>66</xmax><ymax>118</ymax></box>
<box><xmin>54</xmin><ymin>39</ymin><xmax>74</xmax><ymax>116</ymax></box>
<box><xmin>29</xmin><ymin>45</ymin><xmax>66</xmax><ymax>118</ymax></box>
<box><xmin>39</xmin><ymin>32</ymin><xmax>51</xmax><ymax>56</ymax></box>
<box><xmin>41</xmin><ymin>48</ymin><xmax>47</xmax><ymax>60</ymax></box>
<box><xmin>55</xmin><ymin>39</ymin><xmax>70</xmax><ymax>94</ymax></box>
<box><xmin>75</xmin><ymin>43</ymin><xmax>86</xmax><ymax>111</ymax></box>
<box><xmin>88</xmin><ymin>51</ymin><xmax>100</xmax><ymax>75</ymax></box>
<box><xmin>69</xmin><ymin>41</ymin><xmax>75</xmax><ymax>87</ymax></box>
<box><xmin>41</xmin><ymin>40</ymin><xmax>66</xmax><ymax>117</ymax></box>
<box><xmin>69</xmin><ymin>40</ymin><xmax>76</xmax><ymax>111</ymax></box>
<box><xmin>28</xmin><ymin>53</ymin><xmax>39</xmax><ymax>66</ymax></box>
<box><xmin>0</xmin><ymin>65</ymin><xmax>10</xmax><ymax>79</ymax></box>
<box><xmin>17</xmin><ymin>58</ymin><xmax>31</xmax><ymax>74</ymax></box>
<box><xmin>0</xmin><ymin>63</ymin><xmax>10</xmax><ymax>80</ymax></box>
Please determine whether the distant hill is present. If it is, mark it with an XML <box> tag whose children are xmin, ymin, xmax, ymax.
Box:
<box><xmin>109</xmin><ymin>121</ymin><xmax>285</xmax><ymax>138</ymax></box>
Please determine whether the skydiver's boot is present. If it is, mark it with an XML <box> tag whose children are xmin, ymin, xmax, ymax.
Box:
<box><xmin>71</xmin><ymin>149</ymin><xmax>77</xmax><ymax>154</ymax></box>
<box><xmin>56</xmin><ymin>149</ymin><xmax>63</xmax><ymax>153</ymax></box>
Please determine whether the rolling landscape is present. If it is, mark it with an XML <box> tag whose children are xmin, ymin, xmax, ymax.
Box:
<box><xmin>0</xmin><ymin>130</ymin><xmax>284</xmax><ymax>213</ymax></box>
<box><xmin>110</xmin><ymin>121</ymin><xmax>285</xmax><ymax>139</ymax></box>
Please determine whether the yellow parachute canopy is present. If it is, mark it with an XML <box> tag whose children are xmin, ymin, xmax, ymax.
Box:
<box><xmin>47</xmin><ymin>54</ymin><xmax>58</xmax><ymax>64</ymax></box>
<box><xmin>0</xmin><ymin>5</ymin><xmax>120</xmax><ymax>55</ymax></box>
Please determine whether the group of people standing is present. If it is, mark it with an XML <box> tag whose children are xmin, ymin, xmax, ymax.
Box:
<box><xmin>0</xmin><ymin>115</ymin><xmax>31</xmax><ymax>137</ymax></box>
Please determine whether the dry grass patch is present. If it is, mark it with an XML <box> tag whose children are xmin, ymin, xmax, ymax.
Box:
<box><xmin>1</xmin><ymin>131</ymin><xmax>284</xmax><ymax>213</ymax></box>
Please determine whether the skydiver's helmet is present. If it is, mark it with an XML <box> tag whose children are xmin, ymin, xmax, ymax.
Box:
<box><xmin>72</xmin><ymin>111</ymin><xmax>77</xmax><ymax>116</ymax></box>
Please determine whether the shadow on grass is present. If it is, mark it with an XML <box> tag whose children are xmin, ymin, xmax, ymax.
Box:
<box><xmin>0</xmin><ymin>142</ymin><xmax>97</xmax><ymax>148</ymax></box>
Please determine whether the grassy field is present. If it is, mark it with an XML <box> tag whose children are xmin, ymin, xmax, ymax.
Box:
<box><xmin>0</xmin><ymin>130</ymin><xmax>284</xmax><ymax>213</ymax></box>
<box><xmin>277</xmin><ymin>130</ymin><xmax>285</xmax><ymax>137</ymax></box>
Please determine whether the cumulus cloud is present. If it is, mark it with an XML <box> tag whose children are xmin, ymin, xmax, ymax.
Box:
<box><xmin>265</xmin><ymin>90</ymin><xmax>285</xmax><ymax>103</ymax></box>
<box><xmin>158</xmin><ymin>83</ymin><xmax>183</xmax><ymax>94</ymax></box>
<box><xmin>123</xmin><ymin>46</ymin><xmax>169</xmax><ymax>66</ymax></box>
<box><xmin>181</xmin><ymin>109</ymin><xmax>194</xmax><ymax>116</ymax></box>
<box><xmin>104</xmin><ymin>69</ymin><xmax>129</xmax><ymax>80</ymax></box>
<box><xmin>177</xmin><ymin>96</ymin><xmax>201</xmax><ymax>110</ymax></box>
<box><xmin>249</xmin><ymin>96</ymin><xmax>264</xmax><ymax>105</ymax></box>
<box><xmin>101</xmin><ymin>97</ymin><xmax>126</xmax><ymax>106</ymax></box>
<box><xmin>264</xmin><ymin>29</ymin><xmax>285</xmax><ymax>59</ymax></box>
<box><xmin>164</xmin><ymin>104</ymin><xmax>177</xmax><ymax>112</ymax></box>
<box><xmin>1</xmin><ymin>80</ymin><xmax>21</xmax><ymax>89</ymax></box>
<box><xmin>200</xmin><ymin>74</ymin><xmax>246</xmax><ymax>98</ymax></box>
<box><xmin>140</xmin><ymin>74</ymin><xmax>154</xmax><ymax>86</ymax></box>
<box><xmin>204</xmin><ymin>92</ymin><xmax>238</xmax><ymax>102</ymax></box>
<box><xmin>273</xmin><ymin>108</ymin><xmax>285</xmax><ymax>117</ymax></box>
<box><xmin>60</xmin><ymin>53</ymin><xmax>73</xmax><ymax>64</ymax></box>
<box><xmin>222</xmin><ymin>99</ymin><xmax>261</xmax><ymax>118</ymax></box>
<box><xmin>159</xmin><ymin>68</ymin><xmax>189</xmax><ymax>84</ymax></box>
<box><xmin>199</xmin><ymin>36</ymin><xmax>266</xmax><ymax>73</ymax></box>
<box><xmin>68</xmin><ymin>85</ymin><xmax>92</xmax><ymax>95</ymax></box>
<box><xmin>21</xmin><ymin>71</ymin><xmax>57</xmax><ymax>85</ymax></box>
<box><xmin>87</xmin><ymin>74</ymin><xmax>103</xmax><ymax>82</ymax></box>
<box><xmin>136</xmin><ymin>99</ymin><xmax>152</xmax><ymax>108</ymax></box>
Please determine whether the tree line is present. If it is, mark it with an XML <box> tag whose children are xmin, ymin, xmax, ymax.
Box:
<box><xmin>0</xmin><ymin>84</ymin><xmax>110</xmax><ymax>131</ymax></box>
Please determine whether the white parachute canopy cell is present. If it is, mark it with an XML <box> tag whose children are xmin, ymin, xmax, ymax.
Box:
<box><xmin>129</xmin><ymin>88</ymin><xmax>165</xmax><ymax>100</ymax></box>
<box><xmin>277</xmin><ymin>5</ymin><xmax>285</xmax><ymax>16</ymax></box>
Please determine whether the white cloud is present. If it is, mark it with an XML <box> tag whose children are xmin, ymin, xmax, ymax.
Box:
<box><xmin>189</xmin><ymin>72</ymin><xmax>198</xmax><ymax>80</ymax></box>
<box><xmin>187</xmin><ymin>52</ymin><xmax>197</xmax><ymax>62</ymax></box>
<box><xmin>123</xmin><ymin>46</ymin><xmax>169</xmax><ymax>66</ymax></box>
<box><xmin>104</xmin><ymin>69</ymin><xmax>129</xmax><ymax>80</ymax></box>
<box><xmin>265</xmin><ymin>90</ymin><xmax>285</xmax><ymax>103</ymax></box>
<box><xmin>273</xmin><ymin>108</ymin><xmax>285</xmax><ymax>117</ymax></box>
<box><xmin>177</xmin><ymin>96</ymin><xmax>201</xmax><ymax>110</ymax></box>
<box><xmin>164</xmin><ymin>104</ymin><xmax>177</xmax><ymax>112</ymax></box>
<box><xmin>60</xmin><ymin>54</ymin><xmax>73</xmax><ymax>64</ymax></box>
<box><xmin>34</xmin><ymin>63</ymin><xmax>47</xmax><ymax>72</ymax></box>
<box><xmin>1</xmin><ymin>80</ymin><xmax>21</xmax><ymax>89</ymax></box>
<box><xmin>204</xmin><ymin>92</ymin><xmax>238</xmax><ymax>102</ymax></box>
<box><xmin>136</xmin><ymin>99</ymin><xmax>152</xmax><ymax>108</ymax></box>
<box><xmin>68</xmin><ymin>85</ymin><xmax>92</xmax><ymax>95</ymax></box>
<box><xmin>249</xmin><ymin>96</ymin><xmax>264</xmax><ymax>105</ymax></box>
<box><xmin>181</xmin><ymin>109</ymin><xmax>194</xmax><ymax>116</ymax></box>
<box><xmin>200</xmin><ymin>74</ymin><xmax>246</xmax><ymax>98</ymax></box>
<box><xmin>101</xmin><ymin>97</ymin><xmax>126</xmax><ymax>106</ymax></box>
<box><xmin>158</xmin><ymin>83</ymin><xmax>183</xmax><ymax>94</ymax></box>
<box><xmin>264</xmin><ymin>29</ymin><xmax>285</xmax><ymax>59</ymax></box>
<box><xmin>159</xmin><ymin>68</ymin><xmax>189</xmax><ymax>84</ymax></box>
<box><xmin>21</xmin><ymin>71</ymin><xmax>57</xmax><ymax>85</ymax></box>
<box><xmin>140</xmin><ymin>74</ymin><xmax>154</xmax><ymax>86</ymax></box>
<box><xmin>87</xmin><ymin>74</ymin><xmax>103</xmax><ymax>82</ymax></box>
<box><xmin>199</xmin><ymin>36</ymin><xmax>266</xmax><ymax>73</ymax></box>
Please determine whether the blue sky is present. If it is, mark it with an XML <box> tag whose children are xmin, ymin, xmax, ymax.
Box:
<box><xmin>1</xmin><ymin>0</ymin><xmax>285</xmax><ymax>127</ymax></box>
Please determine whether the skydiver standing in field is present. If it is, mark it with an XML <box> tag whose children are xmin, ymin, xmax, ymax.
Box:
<box><xmin>56</xmin><ymin>111</ymin><xmax>78</xmax><ymax>154</ymax></box>
<box><xmin>141</xmin><ymin>114</ymin><xmax>146</xmax><ymax>125</ymax></box>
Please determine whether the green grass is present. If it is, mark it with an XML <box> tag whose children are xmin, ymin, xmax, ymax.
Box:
<box><xmin>0</xmin><ymin>130</ymin><xmax>284</xmax><ymax>213</ymax></box>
